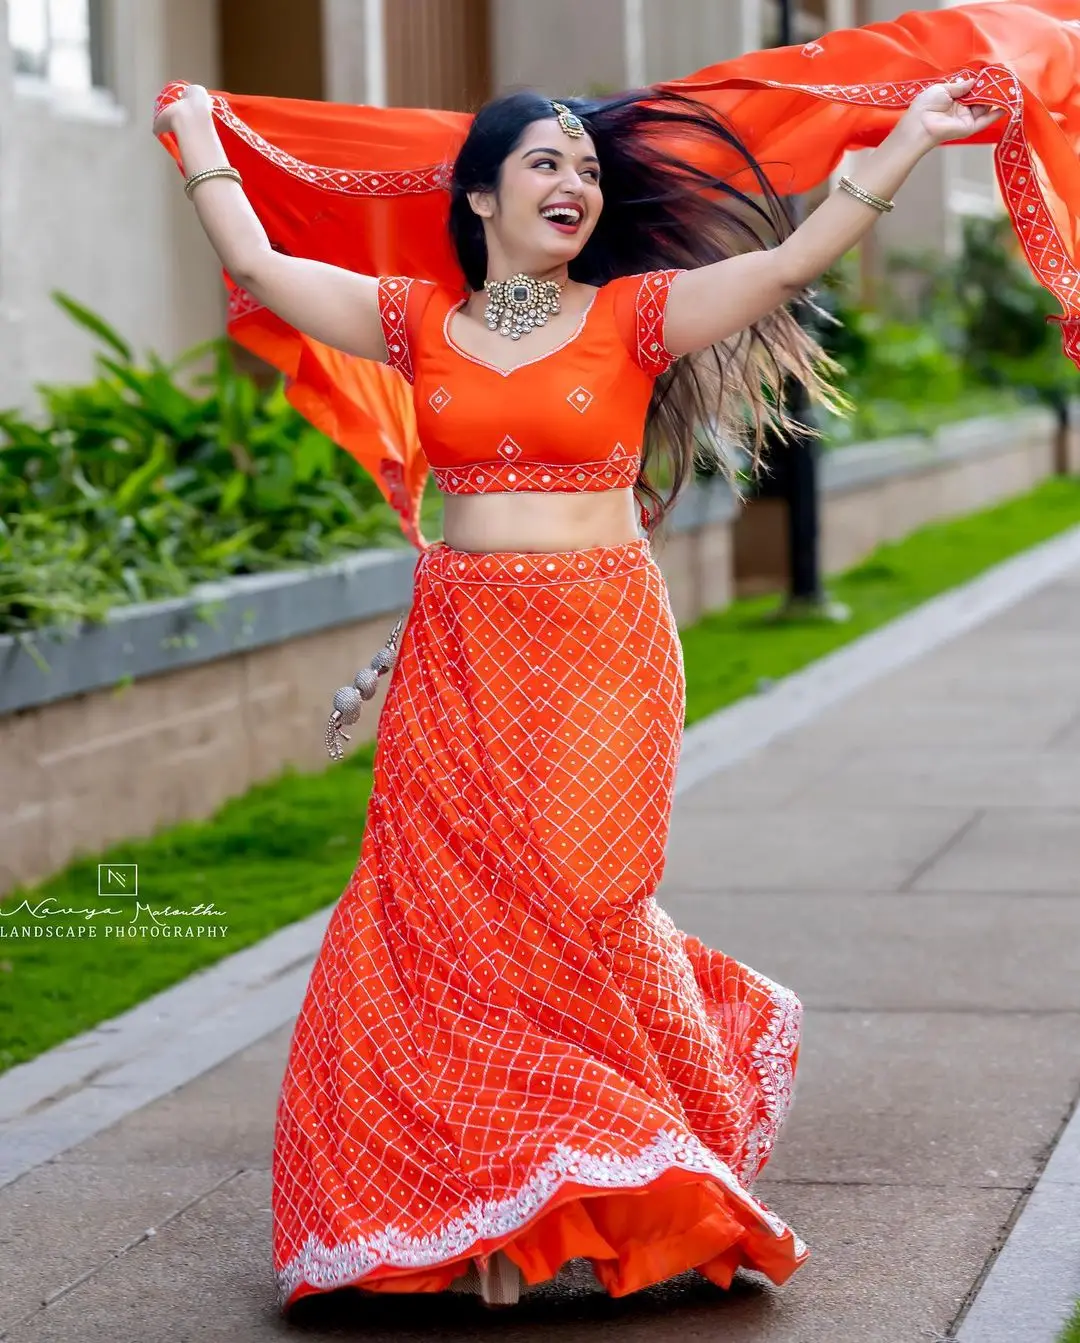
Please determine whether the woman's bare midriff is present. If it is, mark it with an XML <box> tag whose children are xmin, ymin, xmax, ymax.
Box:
<box><xmin>440</xmin><ymin>486</ymin><xmax>641</xmax><ymax>553</ymax></box>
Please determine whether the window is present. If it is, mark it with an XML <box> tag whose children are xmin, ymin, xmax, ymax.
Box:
<box><xmin>9</xmin><ymin>0</ymin><xmax>106</xmax><ymax>92</ymax></box>
<box><xmin>761</xmin><ymin>0</ymin><xmax>828</xmax><ymax>49</ymax></box>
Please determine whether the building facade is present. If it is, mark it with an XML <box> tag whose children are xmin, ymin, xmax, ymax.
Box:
<box><xmin>0</xmin><ymin>0</ymin><xmax>1002</xmax><ymax>408</ymax></box>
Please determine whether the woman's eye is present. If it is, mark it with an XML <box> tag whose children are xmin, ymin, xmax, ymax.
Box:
<box><xmin>530</xmin><ymin>158</ymin><xmax>599</xmax><ymax>182</ymax></box>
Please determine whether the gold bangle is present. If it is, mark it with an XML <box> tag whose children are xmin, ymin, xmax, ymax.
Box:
<box><xmin>184</xmin><ymin>166</ymin><xmax>242</xmax><ymax>198</ymax></box>
<box><xmin>837</xmin><ymin>174</ymin><xmax>894</xmax><ymax>214</ymax></box>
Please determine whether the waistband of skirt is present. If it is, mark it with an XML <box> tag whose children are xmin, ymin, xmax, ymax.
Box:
<box><xmin>417</xmin><ymin>537</ymin><xmax>653</xmax><ymax>585</ymax></box>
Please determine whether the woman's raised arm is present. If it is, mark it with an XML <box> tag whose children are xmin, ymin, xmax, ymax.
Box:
<box><xmin>154</xmin><ymin>85</ymin><xmax>387</xmax><ymax>361</ymax></box>
<box><xmin>663</xmin><ymin>77</ymin><xmax>1003</xmax><ymax>358</ymax></box>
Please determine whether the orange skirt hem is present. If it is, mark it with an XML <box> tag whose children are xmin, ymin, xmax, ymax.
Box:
<box><xmin>282</xmin><ymin>1164</ymin><xmax>807</xmax><ymax>1310</ymax></box>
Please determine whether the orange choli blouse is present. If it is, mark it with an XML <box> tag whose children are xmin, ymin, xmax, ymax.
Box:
<box><xmin>377</xmin><ymin>269</ymin><xmax>683</xmax><ymax>497</ymax></box>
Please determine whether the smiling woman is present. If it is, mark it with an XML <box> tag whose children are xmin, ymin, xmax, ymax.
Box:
<box><xmin>435</xmin><ymin>86</ymin><xmax>852</xmax><ymax>551</ymax></box>
<box><xmin>150</xmin><ymin>0</ymin><xmax>1080</xmax><ymax>1318</ymax></box>
<box><xmin>154</xmin><ymin>75</ymin><xmax>829</xmax><ymax>1310</ymax></box>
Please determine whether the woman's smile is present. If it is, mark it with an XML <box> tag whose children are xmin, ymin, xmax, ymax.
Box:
<box><xmin>540</xmin><ymin>201</ymin><xmax>585</xmax><ymax>234</ymax></box>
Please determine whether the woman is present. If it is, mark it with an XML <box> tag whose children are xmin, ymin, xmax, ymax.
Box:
<box><xmin>154</xmin><ymin>73</ymin><xmax>997</xmax><ymax>1311</ymax></box>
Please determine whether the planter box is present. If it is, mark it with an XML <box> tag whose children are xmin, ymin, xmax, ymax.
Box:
<box><xmin>0</xmin><ymin>554</ymin><xmax>418</xmax><ymax>898</ymax></box>
<box><xmin>0</xmin><ymin>477</ymin><xmax>737</xmax><ymax>896</ymax></box>
<box><xmin>0</xmin><ymin>548</ymin><xmax>418</xmax><ymax>718</ymax></box>
<box><xmin>651</xmin><ymin>475</ymin><xmax>739</xmax><ymax>624</ymax></box>
<box><xmin>734</xmin><ymin>406</ymin><xmax>1060</xmax><ymax>596</ymax></box>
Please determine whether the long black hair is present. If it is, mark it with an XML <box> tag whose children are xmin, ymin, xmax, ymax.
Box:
<box><xmin>448</xmin><ymin>88</ymin><xmax>849</xmax><ymax>535</ymax></box>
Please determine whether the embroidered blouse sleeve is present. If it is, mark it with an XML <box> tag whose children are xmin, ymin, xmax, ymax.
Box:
<box><xmin>377</xmin><ymin>276</ymin><xmax>438</xmax><ymax>384</ymax></box>
<box><xmin>610</xmin><ymin>269</ymin><xmax>686</xmax><ymax>377</ymax></box>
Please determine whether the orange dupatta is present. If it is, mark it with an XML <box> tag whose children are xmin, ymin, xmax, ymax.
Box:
<box><xmin>156</xmin><ymin>0</ymin><xmax>1080</xmax><ymax>549</ymax></box>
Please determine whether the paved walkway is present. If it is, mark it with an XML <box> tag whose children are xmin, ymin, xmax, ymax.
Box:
<box><xmin>3</xmin><ymin>557</ymin><xmax>1080</xmax><ymax>1342</ymax></box>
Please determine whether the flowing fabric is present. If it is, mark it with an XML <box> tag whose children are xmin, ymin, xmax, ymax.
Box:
<box><xmin>156</xmin><ymin>0</ymin><xmax>1080</xmax><ymax>547</ymax></box>
<box><xmin>273</xmin><ymin>539</ymin><xmax>805</xmax><ymax>1308</ymax></box>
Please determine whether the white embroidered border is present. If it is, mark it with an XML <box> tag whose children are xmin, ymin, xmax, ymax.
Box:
<box><xmin>738</xmin><ymin>972</ymin><xmax>803</xmax><ymax>1186</ymax></box>
<box><xmin>991</xmin><ymin>73</ymin><xmax>1080</xmax><ymax>339</ymax></box>
<box><xmin>275</xmin><ymin>1128</ymin><xmax>805</xmax><ymax>1305</ymax></box>
<box><xmin>634</xmin><ymin>270</ymin><xmax>681</xmax><ymax>376</ymax></box>
<box><xmin>227</xmin><ymin>287</ymin><xmax>264</xmax><ymax>323</ymax></box>
<box><xmin>378</xmin><ymin>276</ymin><xmax>417</xmax><ymax>383</ymax></box>
<box><xmin>433</xmin><ymin>453</ymin><xmax>640</xmax><ymax>494</ymax></box>
<box><xmin>442</xmin><ymin>290</ymin><xmax>599</xmax><ymax>377</ymax></box>
<box><xmin>155</xmin><ymin>83</ymin><xmax>451</xmax><ymax>197</ymax></box>
<box><xmin>747</xmin><ymin>66</ymin><xmax>1079</xmax><ymax>321</ymax></box>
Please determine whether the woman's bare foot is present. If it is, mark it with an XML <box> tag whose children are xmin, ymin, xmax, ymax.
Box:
<box><xmin>449</xmin><ymin>1250</ymin><xmax>523</xmax><ymax>1307</ymax></box>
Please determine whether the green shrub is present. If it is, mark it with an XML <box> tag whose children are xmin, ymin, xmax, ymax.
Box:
<box><xmin>0</xmin><ymin>294</ymin><xmax>440</xmax><ymax>634</ymax></box>
<box><xmin>804</xmin><ymin>225</ymin><xmax>1063</xmax><ymax>447</ymax></box>
<box><xmin>806</xmin><ymin>264</ymin><xmax>1015</xmax><ymax>446</ymax></box>
<box><xmin>890</xmin><ymin>214</ymin><xmax>1080</xmax><ymax>412</ymax></box>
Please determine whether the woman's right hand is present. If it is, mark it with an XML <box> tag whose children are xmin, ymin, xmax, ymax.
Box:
<box><xmin>149</xmin><ymin>79</ymin><xmax>386</xmax><ymax>363</ymax></box>
<box><xmin>153</xmin><ymin>83</ymin><xmax>213</xmax><ymax>137</ymax></box>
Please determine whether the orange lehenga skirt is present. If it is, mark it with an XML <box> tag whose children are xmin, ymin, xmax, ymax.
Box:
<box><xmin>273</xmin><ymin>537</ymin><xmax>806</xmax><ymax>1310</ymax></box>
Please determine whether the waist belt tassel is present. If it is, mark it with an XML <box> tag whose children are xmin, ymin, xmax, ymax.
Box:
<box><xmin>325</xmin><ymin>614</ymin><xmax>405</xmax><ymax>760</ymax></box>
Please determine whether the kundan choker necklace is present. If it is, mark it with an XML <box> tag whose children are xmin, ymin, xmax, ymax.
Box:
<box><xmin>483</xmin><ymin>273</ymin><xmax>565</xmax><ymax>340</ymax></box>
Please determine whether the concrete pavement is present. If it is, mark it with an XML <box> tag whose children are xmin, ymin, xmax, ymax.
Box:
<box><xmin>3</xmin><ymin>545</ymin><xmax>1080</xmax><ymax>1342</ymax></box>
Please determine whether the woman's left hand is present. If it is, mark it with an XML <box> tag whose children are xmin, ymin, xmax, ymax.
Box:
<box><xmin>902</xmin><ymin>76</ymin><xmax>1004</xmax><ymax>148</ymax></box>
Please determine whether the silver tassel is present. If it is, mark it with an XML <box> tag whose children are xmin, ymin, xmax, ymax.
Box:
<box><xmin>353</xmin><ymin>667</ymin><xmax>379</xmax><ymax>700</ymax></box>
<box><xmin>325</xmin><ymin>615</ymin><xmax>405</xmax><ymax>760</ymax></box>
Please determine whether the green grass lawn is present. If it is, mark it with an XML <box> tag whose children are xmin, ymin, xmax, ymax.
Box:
<box><xmin>3</xmin><ymin>474</ymin><xmax>1080</xmax><ymax>1076</ymax></box>
<box><xmin>1061</xmin><ymin>1301</ymin><xmax>1080</xmax><ymax>1343</ymax></box>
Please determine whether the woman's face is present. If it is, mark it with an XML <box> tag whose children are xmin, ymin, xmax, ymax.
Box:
<box><xmin>469</xmin><ymin>117</ymin><xmax>603</xmax><ymax>274</ymax></box>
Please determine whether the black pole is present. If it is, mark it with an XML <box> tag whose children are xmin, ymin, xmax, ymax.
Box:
<box><xmin>780</xmin><ymin>213</ymin><xmax>824</xmax><ymax>608</ymax></box>
<box><xmin>773</xmin><ymin>0</ymin><xmax>845</xmax><ymax>620</ymax></box>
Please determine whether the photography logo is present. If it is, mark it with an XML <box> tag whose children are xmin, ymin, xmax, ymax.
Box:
<box><xmin>0</xmin><ymin>862</ymin><xmax>228</xmax><ymax>943</ymax></box>
<box><xmin>97</xmin><ymin>863</ymin><xmax>138</xmax><ymax>898</ymax></box>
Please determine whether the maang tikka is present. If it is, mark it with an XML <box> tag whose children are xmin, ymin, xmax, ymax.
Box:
<box><xmin>551</xmin><ymin>101</ymin><xmax>585</xmax><ymax>137</ymax></box>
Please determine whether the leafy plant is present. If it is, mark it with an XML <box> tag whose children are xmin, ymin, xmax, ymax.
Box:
<box><xmin>889</xmin><ymin>214</ymin><xmax>1080</xmax><ymax>413</ymax></box>
<box><xmin>0</xmin><ymin>293</ymin><xmax>441</xmax><ymax>634</ymax></box>
<box><xmin>804</xmin><ymin>239</ymin><xmax>1038</xmax><ymax>447</ymax></box>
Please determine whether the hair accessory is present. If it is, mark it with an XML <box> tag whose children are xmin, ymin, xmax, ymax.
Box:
<box><xmin>184</xmin><ymin>165</ymin><xmax>243</xmax><ymax>198</ymax></box>
<box><xmin>483</xmin><ymin>273</ymin><xmax>563</xmax><ymax>340</ymax></box>
<box><xmin>326</xmin><ymin>615</ymin><xmax>405</xmax><ymax>759</ymax></box>
<box><xmin>836</xmin><ymin>174</ymin><xmax>894</xmax><ymax>213</ymax></box>
<box><xmin>551</xmin><ymin>101</ymin><xmax>585</xmax><ymax>139</ymax></box>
